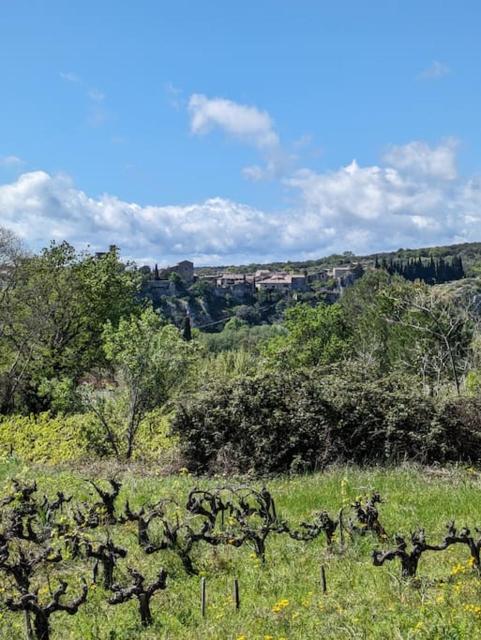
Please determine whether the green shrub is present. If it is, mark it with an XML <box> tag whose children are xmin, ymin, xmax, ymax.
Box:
<box><xmin>172</xmin><ymin>367</ymin><xmax>481</xmax><ymax>474</ymax></box>
<box><xmin>0</xmin><ymin>412</ymin><xmax>106</xmax><ymax>464</ymax></box>
<box><xmin>171</xmin><ymin>371</ymin><xmax>336</xmax><ymax>474</ymax></box>
<box><xmin>0</xmin><ymin>410</ymin><xmax>176</xmax><ymax>464</ymax></box>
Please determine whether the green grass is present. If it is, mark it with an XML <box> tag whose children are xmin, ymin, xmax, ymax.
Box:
<box><xmin>1</xmin><ymin>462</ymin><xmax>481</xmax><ymax>639</ymax></box>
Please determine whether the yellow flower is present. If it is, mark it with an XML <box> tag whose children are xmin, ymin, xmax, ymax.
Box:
<box><xmin>272</xmin><ymin>598</ymin><xmax>289</xmax><ymax>613</ymax></box>
<box><xmin>451</xmin><ymin>562</ymin><xmax>465</xmax><ymax>576</ymax></box>
<box><xmin>463</xmin><ymin>604</ymin><xmax>481</xmax><ymax>615</ymax></box>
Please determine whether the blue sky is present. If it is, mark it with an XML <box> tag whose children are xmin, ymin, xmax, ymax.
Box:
<box><xmin>1</xmin><ymin>1</ymin><xmax>481</xmax><ymax>265</ymax></box>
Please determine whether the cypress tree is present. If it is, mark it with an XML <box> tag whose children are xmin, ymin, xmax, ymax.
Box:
<box><xmin>182</xmin><ymin>315</ymin><xmax>192</xmax><ymax>341</ymax></box>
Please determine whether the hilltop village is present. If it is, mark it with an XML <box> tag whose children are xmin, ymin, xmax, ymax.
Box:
<box><xmin>138</xmin><ymin>259</ymin><xmax>366</xmax><ymax>329</ymax></box>
<box><xmin>142</xmin><ymin>260</ymin><xmax>363</xmax><ymax>297</ymax></box>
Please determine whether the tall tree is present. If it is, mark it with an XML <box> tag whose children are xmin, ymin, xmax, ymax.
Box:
<box><xmin>81</xmin><ymin>307</ymin><xmax>199</xmax><ymax>458</ymax></box>
<box><xmin>0</xmin><ymin>242</ymin><xmax>141</xmax><ymax>413</ymax></box>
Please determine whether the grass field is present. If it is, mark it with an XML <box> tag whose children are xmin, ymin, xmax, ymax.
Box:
<box><xmin>1</xmin><ymin>461</ymin><xmax>481</xmax><ymax>639</ymax></box>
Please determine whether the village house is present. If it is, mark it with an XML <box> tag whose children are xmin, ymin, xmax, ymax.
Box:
<box><xmin>216</xmin><ymin>273</ymin><xmax>253</xmax><ymax>287</ymax></box>
<box><xmin>255</xmin><ymin>273</ymin><xmax>307</xmax><ymax>292</ymax></box>
<box><xmin>158</xmin><ymin>260</ymin><xmax>194</xmax><ymax>284</ymax></box>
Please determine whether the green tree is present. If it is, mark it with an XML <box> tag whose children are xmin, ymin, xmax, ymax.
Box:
<box><xmin>182</xmin><ymin>315</ymin><xmax>192</xmax><ymax>341</ymax></box>
<box><xmin>81</xmin><ymin>307</ymin><xmax>198</xmax><ymax>459</ymax></box>
<box><xmin>381</xmin><ymin>284</ymin><xmax>478</xmax><ymax>395</ymax></box>
<box><xmin>0</xmin><ymin>242</ymin><xmax>140</xmax><ymax>413</ymax></box>
<box><xmin>263</xmin><ymin>303</ymin><xmax>350</xmax><ymax>369</ymax></box>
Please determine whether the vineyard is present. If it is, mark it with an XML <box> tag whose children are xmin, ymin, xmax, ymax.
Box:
<box><xmin>1</xmin><ymin>463</ymin><xmax>481</xmax><ymax>639</ymax></box>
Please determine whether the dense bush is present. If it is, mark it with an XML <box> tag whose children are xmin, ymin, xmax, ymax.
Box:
<box><xmin>434</xmin><ymin>396</ymin><xmax>481</xmax><ymax>461</ymax></box>
<box><xmin>322</xmin><ymin>372</ymin><xmax>440</xmax><ymax>464</ymax></box>
<box><xmin>171</xmin><ymin>372</ymin><xmax>336</xmax><ymax>474</ymax></box>
<box><xmin>172</xmin><ymin>370</ymin><xmax>481</xmax><ymax>474</ymax></box>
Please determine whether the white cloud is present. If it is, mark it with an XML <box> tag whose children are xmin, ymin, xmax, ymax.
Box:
<box><xmin>418</xmin><ymin>61</ymin><xmax>450</xmax><ymax>80</ymax></box>
<box><xmin>165</xmin><ymin>82</ymin><xmax>183</xmax><ymax>110</ymax></box>
<box><xmin>383</xmin><ymin>139</ymin><xmax>458</xmax><ymax>180</ymax></box>
<box><xmin>59</xmin><ymin>72</ymin><xmax>109</xmax><ymax>127</ymax></box>
<box><xmin>188</xmin><ymin>94</ymin><xmax>292</xmax><ymax>180</ymax></box>
<box><xmin>0</xmin><ymin>155</ymin><xmax>24</xmax><ymax>168</ymax></box>
<box><xmin>0</xmin><ymin>171</ymin><xmax>281</xmax><ymax>265</ymax></box>
<box><xmin>188</xmin><ymin>94</ymin><xmax>279</xmax><ymax>149</ymax></box>
<box><xmin>1</xmin><ymin>140</ymin><xmax>480</xmax><ymax>265</ymax></box>
<box><xmin>284</xmin><ymin>140</ymin><xmax>472</xmax><ymax>255</ymax></box>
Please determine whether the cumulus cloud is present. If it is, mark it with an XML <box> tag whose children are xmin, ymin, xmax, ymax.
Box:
<box><xmin>0</xmin><ymin>171</ymin><xmax>280</xmax><ymax>265</ymax></box>
<box><xmin>188</xmin><ymin>94</ymin><xmax>279</xmax><ymax>148</ymax></box>
<box><xmin>383</xmin><ymin>139</ymin><xmax>458</xmax><ymax>180</ymax></box>
<box><xmin>285</xmin><ymin>140</ymin><xmax>471</xmax><ymax>254</ymax></box>
<box><xmin>1</xmin><ymin>140</ymin><xmax>480</xmax><ymax>265</ymax></box>
<box><xmin>59</xmin><ymin>71</ymin><xmax>81</xmax><ymax>84</ymax></box>
<box><xmin>188</xmin><ymin>94</ymin><xmax>292</xmax><ymax>180</ymax></box>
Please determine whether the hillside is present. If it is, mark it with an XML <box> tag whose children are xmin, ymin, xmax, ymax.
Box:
<box><xmin>195</xmin><ymin>241</ymin><xmax>481</xmax><ymax>278</ymax></box>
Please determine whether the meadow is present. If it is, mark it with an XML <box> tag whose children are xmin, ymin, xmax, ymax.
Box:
<box><xmin>1</xmin><ymin>462</ymin><xmax>481</xmax><ymax>639</ymax></box>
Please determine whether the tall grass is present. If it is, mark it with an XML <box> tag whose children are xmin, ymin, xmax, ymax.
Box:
<box><xmin>1</xmin><ymin>463</ymin><xmax>481</xmax><ymax>639</ymax></box>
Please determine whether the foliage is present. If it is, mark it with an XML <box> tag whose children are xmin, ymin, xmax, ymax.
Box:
<box><xmin>262</xmin><ymin>303</ymin><xmax>350</xmax><ymax>369</ymax></box>
<box><xmin>0</xmin><ymin>410</ymin><xmax>175</xmax><ymax>466</ymax></box>
<box><xmin>173</xmin><ymin>366</ymin><xmax>481</xmax><ymax>474</ymax></box>
<box><xmin>81</xmin><ymin>307</ymin><xmax>199</xmax><ymax>459</ymax></box>
<box><xmin>200</xmin><ymin>321</ymin><xmax>286</xmax><ymax>354</ymax></box>
<box><xmin>172</xmin><ymin>370</ymin><xmax>337</xmax><ymax>474</ymax></box>
<box><xmin>0</xmin><ymin>412</ymin><xmax>106</xmax><ymax>464</ymax></box>
<box><xmin>0</xmin><ymin>241</ymin><xmax>141</xmax><ymax>414</ymax></box>
<box><xmin>375</xmin><ymin>254</ymin><xmax>465</xmax><ymax>284</ymax></box>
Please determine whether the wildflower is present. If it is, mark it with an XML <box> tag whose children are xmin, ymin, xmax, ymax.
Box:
<box><xmin>463</xmin><ymin>604</ymin><xmax>481</xmax><ymax>615</ymax></box>
<box><xmin>451</xmin><ymin>562</ymin><xmax>465</xmax><ymax>576</ymax></box>
<box><xmin>272</xmin><ymin>598</ymin><xmax>289</xmax><ymax>614</ymax></box>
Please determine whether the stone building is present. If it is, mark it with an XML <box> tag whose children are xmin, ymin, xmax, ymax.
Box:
<box><xmin>158</xmin><ymin>260</ymin><xmax>194</xmax><ymax>283</ymax></box>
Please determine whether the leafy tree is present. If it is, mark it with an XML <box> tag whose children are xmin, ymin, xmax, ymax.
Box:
<box><xmin>0</xmin><ymin>242</ymin><xmax>140</xmax><ymax>413</ymax></box>
<box><xmin>381</xmin><ymin>285</ymin><xmax>478</xmax><ymax>395</ymax></box>
<box><xmin>233</xmin><ymin>305</ymin><xmax>261</xmax><ymax>325</ymax></box>
<box><xmin>263</xmin><ymin>303</ymin><xmax>350</xmax><ymax>369</ymax></box>
<box><xmin>81</xmin><ymin>307</ymin><xmax>199</xmax><ymax>459</ymax></box>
